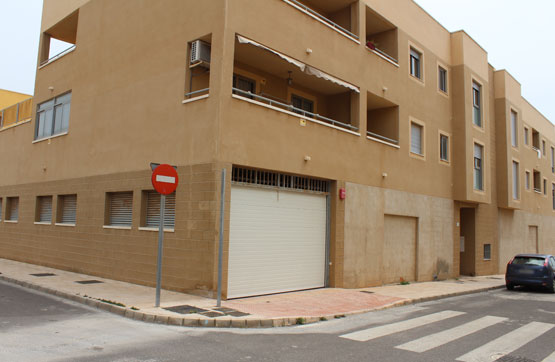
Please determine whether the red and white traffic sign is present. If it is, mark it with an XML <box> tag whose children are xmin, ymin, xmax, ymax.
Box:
<box><xmin>151</xmin><ymin>164</ymin><xmax>179</xmax><ymax>195</ymax></box>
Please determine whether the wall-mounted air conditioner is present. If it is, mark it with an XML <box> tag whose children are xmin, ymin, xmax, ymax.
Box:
<box><xmin>190</xmin><ymin>40</ymin><xmax>211</xmax><ymax>68</ymax></box>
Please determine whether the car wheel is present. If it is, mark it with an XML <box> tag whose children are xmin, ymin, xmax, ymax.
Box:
<box><xmin>549</xmin><ymin>279</ymin><xmax>555</xmax><ymax>294</ymax></box>
<box><xmin>506</xmin><ymin>283</ymin><xmax>514</xmax><ymax>291</ymax></box>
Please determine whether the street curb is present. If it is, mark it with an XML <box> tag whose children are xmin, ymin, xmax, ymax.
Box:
<box><xmin>0</xmin><ymin>274</ymin><xmax>504</xmax><ymax>329</ymax></box>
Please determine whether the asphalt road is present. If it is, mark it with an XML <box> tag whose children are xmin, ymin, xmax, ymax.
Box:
<box><xmin>1</xmin><ymin>280</ymin><xmax>554</xmax><ymax>362</ymax></box>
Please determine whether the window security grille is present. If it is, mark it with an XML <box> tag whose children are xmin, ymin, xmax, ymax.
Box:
<box><xmin>232</xmin><ymin>167</ymin><xmax>329</xmax><ymax>194</ymax></box>
<box><xmin>484</xmin><ymin>244</ymin><xmax>491</xmax><ymax>260</ymax></box>
<box><xmin>60</xmin><ymin>194</ymin><xmax>77</xmax><ymax>224</ymax></box>
<box><xmin>108</xmin><ymin>192</ymin><xmax>133</xmax><ymax>226</ymax></box>
<box><xmin>37</xmin><ymin>196</ymin><xmax>53</xmax><ymax>223</ymax></box>
<box><xmin>145</xmin><ymin>191</ymin><xmax>176</xmax><ymax>228</ymax></box>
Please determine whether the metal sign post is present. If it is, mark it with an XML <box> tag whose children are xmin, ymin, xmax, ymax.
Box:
<box><xmin>150</xmin><ymin>163</ymin><xmax>179</xmax><ymax>308</ymax></box>
<box><xmin>155</xmin><ymin>193</ymin><xmax>166</xmax><ymax>308</ymax></box>
<box><xmin>216</xmin><ymin>168</ymin><xmax>226</xmax><ymax>307</ymax></box>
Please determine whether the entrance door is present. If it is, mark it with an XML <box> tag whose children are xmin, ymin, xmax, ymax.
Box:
<box><xmin>459</xmin><ymin>208</ymin><xmax>476</xmax><ymax>276</ymax></box>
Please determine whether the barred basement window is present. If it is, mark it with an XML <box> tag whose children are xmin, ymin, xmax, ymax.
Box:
<box><xmin>144</xmin><ymin>191</ymin><xmax>176</xmax><ymax>229</ymax></box>
<box><xmin>6</xmin><ymin>197</ymin><xmax>19</xmax><ymax>222</ymax></box>
<box><xmin>232</xmin><ymin>167</ymin><xmax>329</xmax><ymax>193</ymax></box>
<box><xmin>106</xmin><ymin>192</ymin><xmax>133</xmax><ymax>227</ymax></box>
<box><xmin>484</xmin><ymin>244</ymin><xmax>491</xmax><ymax>260</ymax></box>
<box><xmin>58</xmin><ymin>194</ymin><xmax>77</xmax><ymax>224</ymax></box>
<box><xmin>36</xmin><ymin>196</ymin><xmax>53</xmax><ymax>223</ymax></box>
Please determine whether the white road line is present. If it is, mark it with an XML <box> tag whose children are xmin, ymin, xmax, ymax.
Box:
<box><xmin>543</xmin><ymin>350</ymin><xmax>555</xmax><ymax>362</ymax></box>
<box><xmin>396</xmin><ymin>316</ymin><xmax>508</xmax><ymax>353</ymax></box>
<box><xmin>456</xmin><ymin>321</ymin><xmax>555</xmax><ymax>362</ymax></box>
<box><xmin>339</xmin><ymin>310</ymin><xmax>465</xmax><ymax>342</ymax></box>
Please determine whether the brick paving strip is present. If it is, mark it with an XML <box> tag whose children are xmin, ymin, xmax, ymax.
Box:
<box><xmin>0</xmin><ymin>258</ymin><xmax>505</xmax><ymax>328</ymax></box>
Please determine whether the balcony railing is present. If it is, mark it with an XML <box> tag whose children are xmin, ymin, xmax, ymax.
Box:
<box><xmin>184</xmin><ymin>88</ymin><xmax>209</xmax><ymax>99</ymax></box>
<box><xmin>366</xmin><ymin>131</ymin><xmax>398</xmax><ymax>145</ymax></box>
<box><xmin>40</xmin><ymin>45</ymin><xmax>76</xmax><ymax>67</ymax></box>
<box><xmin>232</xmin><ymin>88</ymin><xmax>358</xmax><ymax>132</ymax></box>
<box><xmin>366</xmin><ymin>42</ymin><xmax>398</xmax><ymax>64</ymax></box>
<box><xmin>285</xmin><ymin>0</ymin><xmax>359</xmax><ymax>41</ymax></box>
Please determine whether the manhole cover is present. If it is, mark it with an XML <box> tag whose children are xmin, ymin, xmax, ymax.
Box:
<box><xmin>226</xmin><ymin>311</ymin><xmax>250</xmax><ymax>317</ymax></box>
<box><xmin>30</xmin><ymin>273</ymin><xmax>56</xmax><ymax>277</ymax></box>
<box><xmin>360</xmin><ymin>291</ymin><xmax>374</xmax><ymax>294</ymax></box>
<box><xmin>164</xmin><ymin>305</ymin><xmax>208</xmax><ymax>315</ymax></box>
<box><xmin>75</xmin><ymin>280</ymin><xmax>103</xmax><ymax>284</ymax></box>
<box><xmin>200</xmin><ymin>311</ymin><xmax>225</xmax><ymax>318</ymax></box>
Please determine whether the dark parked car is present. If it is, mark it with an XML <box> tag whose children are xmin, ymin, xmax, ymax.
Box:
<box><xmin>505</xmin><ymin>254</ymin><xmax>555</xmax><ymax>293</ymax></box>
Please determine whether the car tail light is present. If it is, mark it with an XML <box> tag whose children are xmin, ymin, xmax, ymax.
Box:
<box><xmin>544</xmin><ymin>258</ymin><xmax>549</xmax><ymax>267</ymax></box>
<box><xmin>507</xmin><ymin>258</ymin><xmax>514</xmax><ymax>266</ymax></box>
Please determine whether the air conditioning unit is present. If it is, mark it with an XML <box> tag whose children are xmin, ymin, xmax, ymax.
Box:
<box><xmin>190</xmin><ymin>40</ymin><xmax>211</xmax><ymax>68</ymax></box>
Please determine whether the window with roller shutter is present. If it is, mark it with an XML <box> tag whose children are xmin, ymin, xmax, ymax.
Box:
<box><xmin>106</xmin><ymin>192</ymin><xmax>133</xmax><ymax>227</ymax></box>
<box><xmin>36</xmin><ymin>196</ymin><xmax>53</xmax><ymax>223</ymax></box>
<box><xmin>144</xmin><ymin>191</ymin><xmax>175</xmax><ymax>229</ymax></box>
<box><xmin>0</xmin><ymin>198</ymin><xmax>3</xmax><ymax>221</ymax></box>
<box><xmin>58</xmin><ymin>194</ymin><xmax>77</xmax><ymax>224</ymax></box>
<box><xmin>6</xmin><ymin>197</ymin><xmax>19</xmax><ymax>222</ymax></box>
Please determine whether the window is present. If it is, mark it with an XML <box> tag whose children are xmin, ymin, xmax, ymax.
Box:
<box><xmin>483</xmin><ymin>244</ymin><xmax>491</xmax><ymax>260</ymax></box>
<box><xmin>552</xmin><ymin>183</ymin><xmax>555</xmax><ymax>210</ymax></box>
<box><xmin>524</xmin><ymin>127</ymin><xmax>529</xmax><ymax>146</ymax></box>
<box><xmin>409</xmin><ymin>48</ymin><xmax>422</xmax><ymax>79</ymax></box>
<box><xmin>106</xmin><ymin>192</ymin><xmax>133</xmax><ymax>227</ymax></box>
<box><xmin>291</xmin><ymin>94</ymin><xmax>314</xmax><ymax>117</ymax></box>
<box><xmin>552</xmin><ymin>147</ymin><xmax>554</xmax><ymax>173</ymax></box>
<box><xmin>410</xmin><ymin>122</ymin><xmax>423</xmax><ymax>155</ymax></box>
<box><xmin>143</xmin><ymin>191</ymin><xmax>176</xmax><ymax>229</ymax></box>
<box><xmin>6</xmin><ymin>197</ymin><xmax>19</xmax><ymax>222</ymax></box>
<box><xmin>533</xmin><ymin>170</ymin><xmax>541</xmax><ymax>193</ymax></box>
<box><xmin>232</xmin><ymin>74</ymin><xmax>256</xmax><ymax>98</ymax></box>
<box><xmin>532</xmin><ymin>129</ymin><xmax>540</xmax><ymax>150</ymax></box>
<box><xmin>543</xmin><ymin>179</ymin><xmax>547</xmax><ymax>196</ymax></box>
<box><xmin>473</xmin><ymin>143</ymin><xmax>483</xmax><ymax>190</ymax></box>
<box><xmin>438</xmin><ymin>66</ymin><xmax>447</xmax><ymax>93</ymax></box>
<box><xmin>472</xmin><ymin>82</ymin><xmax>482</xmax><ymax>127</ymax></box>
<box><xmin>512</xmin><ymin>161</ymin><xmax>519</xmax><ymax>200</ymax></box>
<box><xmin>510</xmin><ymin>110</ymin><xmax>518</xmax><ymax>147</ymax></box>
<box><xmin>439</xmin><ymin>133</ymin><xmax>449</xmax><ymax>162</ymax></box>
<box><xmin>36</xmin><ymin>196</ymin><xmax>53</xmax><ymax>223</ymax></box>
<box><xmin>35</xmin><ymin>92</ymin><xmax>71</xmax><ymax>140</ymax></box>
<box><xmin>525</xmin><ymin>171</ymin><xmax>530</xmax><ymax>190</ymax></box>
<box><xmin>58</xmin><ymin>194</ymin><xmax>77</xmax><ymax>225</ymax></box>
<box><xmin>0</xmin><ymin>198</ymin><xmax>2</xmax><ymax>221</ymax></box>
<box><xmin>542</xmin><ymin>140</ymin><xmax>546</xmax><ymax>157</ymax></box>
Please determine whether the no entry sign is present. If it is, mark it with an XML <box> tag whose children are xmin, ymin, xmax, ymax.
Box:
<box><xmin>151</xmin><ymin>164</ymin><xmax>178</xmax><ymax>195</ymax></box>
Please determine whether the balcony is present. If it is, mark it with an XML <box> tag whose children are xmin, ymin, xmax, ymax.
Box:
<box><xmin>184</xmin><ymin>36</ymin><xmax>212</xmax><ymax>102</ymax></box>
<box><xmin>39</xmin><ymin>10</ymin><xmax>78</xmax><ymax>68</ymax></box>
<box><xmin>283</xmin><ymin>0</ymin><xmax>359</xmax><ymax>42</ymax></box>
<box><xmin>365</xmin><ymin>7</ymin><xmax>398</xmax><ymax>65</ymax></box>
<box><xmin>366</xmin><ymin>91</ymin><xmax>399</xmax><ymax>147</ymax></box>
<box><xmin>0</xmin><ymin>98</ymin><xmax>33</xmax><ymax>131</ymax></box>
<box><xmin>232</xmin><ymin>35</ymin><xmax>360</xmax><ymax>134</ymax></box>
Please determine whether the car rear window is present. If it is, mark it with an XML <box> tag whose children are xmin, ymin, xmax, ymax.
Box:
<box><xmin>513</xmin><ymin>257</ymin><xmax>545</xmax><ymax>266</ymax></box>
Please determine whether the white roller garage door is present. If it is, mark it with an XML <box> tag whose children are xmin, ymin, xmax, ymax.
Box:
<box><xmin>228</xmin><ymin>185</ymin><xmax>327</xmax><ymax>299</ymax></box>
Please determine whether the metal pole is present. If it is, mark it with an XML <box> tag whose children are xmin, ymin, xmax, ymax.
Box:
<box><xmin>155</xmin><ymin>194</ymin><xmax>166</xmax><ymax>307</ymax></box>
<box><xmin>217</xmin><ymin>168</ymin><xmax>226</xmax><ymax>307</ymax></box>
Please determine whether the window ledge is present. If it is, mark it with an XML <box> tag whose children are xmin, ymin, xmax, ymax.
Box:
<box><xmin>103</xmin><ymin>225</ymin><xmax>132</xmax><ymax>230</ymax></box>
<box><xmin>0</xmin><ymin>119</ymin><xmax>32</xmax><ymax>133</ymax></box>
<box><xmin>38</xmin><ymin>46</ymin><xmax>76</xmax><ymax>69</ymax></box>
<box><xmin>182</xmin><ymin>94</ymin><xmax>209</xmax><ymax>104</ymax></box>
<box><xmin>3</xmin><ymin>220</ymin><xmax>18</xmax><ymax>223</ymax></box>
<box><xmin>138</xmin><ymin>227</ymin><xmax>175</xmax><ymax>233</ymax></box>
<box><xmin>232</xmin><ymin>94</ymin><xmax>361</xmax><ymax>137</ymax></box>
<box><xmin>55</xmin><ymin>223</ymin><xmax>76</xmax><ymax>227</ymax></box>
<box><xmin>366</xmin><ymin>135</ymin><xmax>400</xmax><ymax>149</ymax></box>
<box><xmin>33</xmin><ymin>131</ymin><xmax>68</xmax><ymax>144</ymax></box>
<box><xmin>34</xmin><ymin>222</ymin><xmax>52</xmax><ymax>225</ymax></box>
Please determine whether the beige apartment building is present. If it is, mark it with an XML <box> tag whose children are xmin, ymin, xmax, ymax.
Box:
<box><xmin>0</xmin><ymin>0</ymin><xmax>554</xmax><ymax>299</ymax></box>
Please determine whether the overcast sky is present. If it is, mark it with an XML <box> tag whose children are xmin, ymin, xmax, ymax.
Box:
<box><xmin>1</xmin><ymin>0</ymin><xmax>553</xmax><ymax>123</ymax></box>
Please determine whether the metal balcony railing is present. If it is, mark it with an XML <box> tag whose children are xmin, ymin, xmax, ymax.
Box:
<box><xmin>232</xmin><ymin>88</ymin><xmax>358</xmax><ymax>132</ymax></box>
<box><xmin>184</xmin><ymin>88</ymin><xmax>209</xmax><ymax>99</ymax></box>
<box><xmin>287</xmin><ymin>0</ymin><xmax>359</xmax><ymax>40</ymax></box>
<box><xmin>40</xmin><ymin>45</ymin><xmax>76</xmax><ymax>67</ymax></box>
<box><xmin>366</xmin><ymin>43</ymin><xmax>398</xmax><ymax>64</ymax></box>
<box><xmin>366</xmin><ymin>131</ymin><xmax>398</xmax><ymax>145</ymax></box>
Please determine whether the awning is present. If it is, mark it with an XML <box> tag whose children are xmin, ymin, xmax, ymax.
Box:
<box><xmin>236</xmin><ymin>35</ymin><xmax>360</xmax><ymax>94</ymax></box>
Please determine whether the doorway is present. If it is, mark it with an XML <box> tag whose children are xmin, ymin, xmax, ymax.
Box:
<box><xmin>459</xmin><ymin>208</ymin><xmax>476</xmax><ymax>276</ymax></box>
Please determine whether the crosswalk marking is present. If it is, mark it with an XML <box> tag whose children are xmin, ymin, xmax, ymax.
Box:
<box><xmin>396</xmin><ymin>316</ymin><xmax>508</xmax><ymax>353</ymax></box>
<box><xmin>340</xmin><ymin>310</ymin><xmax>465</xmax><ymax>342</ymax></box>
<box><xmin>456</xmin><ymin>321</ymin><xmax>554</xmax><ymax>362</ymax></box>
<box><xmin>543</xmin><ymin>351</ymin><xmax>555</xmax><ymax>362</ymax></box>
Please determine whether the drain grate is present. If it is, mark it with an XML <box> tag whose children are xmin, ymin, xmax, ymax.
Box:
<box><xmin>75</xmin><ymin>280</ymin><xmax>104</xmax><ymax>284</ymax></box>
<box><xmin>226</xmin><ymin>311</ymin><xmax>251</xmax><ymax>317</ymax></box>
<box><xmin>201</xmin><ymin>311</ymin><xmax>225</xmax><ymax>318</ymax></box>
<box><xmin>360</xmin><ymin>291</ymin><xmax>374</xmax><ymax>294</ymax></box>
<box><xmin>164</xmin><ymin>305</ymin><xmax>209</xmax><ymax>315</ymax></box>
<box><xmin>497</xmin><ymin>356</ymin><xmax>536</xmax><ymax>362</ymax></box>
<box><xmin>30</xmin><ymin>273</ymin><xmax>56</xmax><ymax>277</ymax></box>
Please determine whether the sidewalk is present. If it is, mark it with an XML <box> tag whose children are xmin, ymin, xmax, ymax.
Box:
<box><xmin>0</xmin><ymin>258</ymin><xmax>505</xmax><ymax>328</ymax></box>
